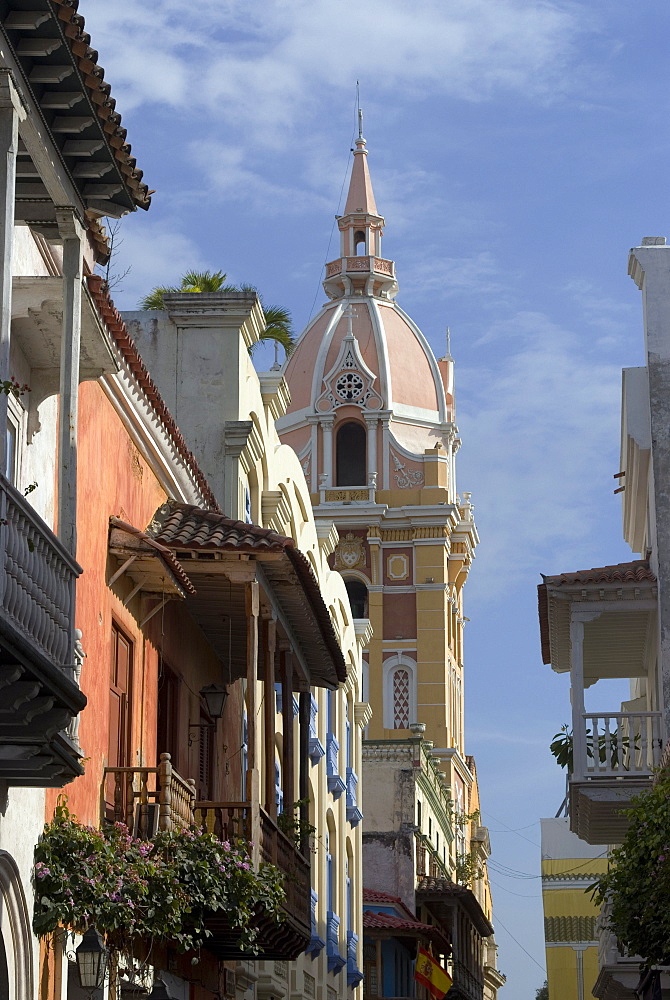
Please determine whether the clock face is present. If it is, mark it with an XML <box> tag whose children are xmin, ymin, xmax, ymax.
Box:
<box><xmin>335</xmin><ymin>371</ymin><xmax>364</xmax><ymax>401</ymax></box>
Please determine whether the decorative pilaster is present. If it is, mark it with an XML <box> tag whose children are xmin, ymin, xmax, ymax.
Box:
<box><xmin>56</xmin><ymin>207</ymin><xmax>84</xmax><ymax>556</ymax></box>
<box><xmin>321</xmin><ymin>416</ymin><xmax>334</xmax><ymax>488</ymax></box>
<box><xmin>0</xmin><ymin>71</ymin><xmax>25</xmax><ymax>475</ymax></box>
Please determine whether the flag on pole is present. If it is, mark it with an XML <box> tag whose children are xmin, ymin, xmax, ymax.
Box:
<box><xmin>414</xmin><ymin>947</ymin><xmax>453</xmax><ymax>999</ymax></box>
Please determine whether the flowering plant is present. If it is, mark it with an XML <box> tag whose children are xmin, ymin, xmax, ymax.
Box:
<box><xmin>590</xmin><ymin>769</ymin><xmax>670</xmax><ymax>968</ymax></box>
<box><xmin>33</xmin><ymin>801</ymin><xmax>285</xmax><ymax>955</ymax></box>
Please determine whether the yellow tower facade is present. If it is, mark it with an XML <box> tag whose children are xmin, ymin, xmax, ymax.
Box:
<box><xmin>278</xmin><ymin>121</ymin><xmax>503</xmax><ymax>998</ymax></box>
<box><xmin>277</xmin><ymin>121</ymin><xmax>478</xmax><ymax>769</ymax></box>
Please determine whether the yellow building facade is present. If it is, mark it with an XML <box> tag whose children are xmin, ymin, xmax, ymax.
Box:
<box><xmin>541</xmin><ymin>818</ymin><xmax>607</xmax><ymax>1000</ymax></box>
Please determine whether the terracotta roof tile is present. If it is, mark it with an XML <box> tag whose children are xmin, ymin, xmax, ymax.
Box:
<box><xmin>416</xmin><ymin>876</ymin><xmax>494</xmax><ymax>937</ymax></box>
<box><xmin>148</xmin><ymin>501</ymin><xmax>347</xmax><ymax>685</ymax></box>
<box><xmin>109</xmin><ymin>516</ymin><xmax>196</xmax><ymax>596</ymax></box>
<box><xmin>362</xmin><ymin>911</ymin><xmax>451</xmax><ymax>953</ymax></box>
<box><xmin>87</xmin><ymin>275</ymin><xmax>219</xmax><ymax>512</ymax></box>
<box><xmin>50</xmin><ymin>0</ymin><xmax>150</xmax><ymax>211</ymax></box>
<box><xmin>363</xmin><ymin>889</ymin><xmax>416</xmax><ymax>920</ymax></box>
<box><xmin>542</xmin><ymin>559</ymin><xmax>655</xmax><ymax>587</ymax></box>
<box><xmin>147</xmin><ymin>503</ymin><xmax>291</xmax><ymax>553</ymax></box>
<box><xmin>538</xmin><ymin>559</ymin><xmax>655</xmax><ymax>665</ymax></box>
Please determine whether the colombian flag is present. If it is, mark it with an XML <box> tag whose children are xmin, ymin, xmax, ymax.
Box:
<box><xmin>414</xmin><ymin>947</ymin><xmax>453</xmax><ymax>999</ymax></box>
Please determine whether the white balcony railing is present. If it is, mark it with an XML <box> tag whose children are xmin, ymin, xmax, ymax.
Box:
<box><xmin>575</xmin><ymin>711</ymin><xmax>663</xmax><ymax>780</ymax></box>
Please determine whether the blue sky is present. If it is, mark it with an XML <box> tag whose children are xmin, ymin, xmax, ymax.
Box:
<box><xmin>85</xmin><ymin>2</ymin><xmax>670</xmax><ymax>994</ymax></box>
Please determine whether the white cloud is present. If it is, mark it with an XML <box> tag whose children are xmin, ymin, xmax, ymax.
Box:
<box><xmin>100</xmin><ymin>218</ymin><xmax>209</xmax><ymax>311</ymax></box>
<box><xmin>457</xmin><ymin>309</ymin><xmax>625</xmax><ymax>600</ymax></box>
<box><xmin>84</xmin><ymin>0</ymin><xmax>594</xmax><ymax>144</ymax></box>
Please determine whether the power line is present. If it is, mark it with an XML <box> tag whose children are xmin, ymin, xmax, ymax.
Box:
<box><xmin>489</xmin><ymin>878</ymin><xmax>539</xmax><ymax>900</ymax></box>
<box><xmin>494</xmin><ymin>913</ymin><xmax>546</xmax><ymax>974</ymax></box>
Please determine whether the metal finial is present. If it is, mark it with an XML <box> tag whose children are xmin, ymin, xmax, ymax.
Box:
<box><xmin>358</xmin><ymin>107</ymin><xmax>364</xmax><ymax>141</ymax></box>
<box><xmin>446</xmin><ymin>326</ymin><xmax>452</xmax><ymax>357</ymax></box>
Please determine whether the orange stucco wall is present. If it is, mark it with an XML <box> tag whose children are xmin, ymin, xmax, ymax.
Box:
<box><xmin>45</xmin><ymin>381</ymin><xmax>242</xmax><ymax>828</ymax></box>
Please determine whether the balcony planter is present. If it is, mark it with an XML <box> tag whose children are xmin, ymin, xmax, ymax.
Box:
<box><xmin>346</xmin><ymin>930</ymin><xmax>363</xmax><ymax>987</ymax></box>
<box><xmin>326</xmin><ymin>911</ymin><xmax>346</xmax><ymax>974</ymax></box>
<box><xmin>346</xmin><ymin>768</ymin><xmax>363</xmax><ymax>827</ymax></box>
<box><xmin>33</xmin><ymin>801</ymin><xmax>285</xmax><ymax>959</ymax></box>
<box><xmin>326</xmin><ymin>734</ymin><xmax>346</xmax><ymax>800</ymax></box>
<box><xmin>305</xmin><ymin>889</ymin><xmax>325</xmax><ymax>958</ymax></box>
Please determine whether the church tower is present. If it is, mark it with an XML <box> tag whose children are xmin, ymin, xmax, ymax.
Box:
<box><xmin>277</xmin><ymin>116</ymin><xmax>478</xmax><ymax>759</ymax></box>
<box><xmin>277</xmin><ymin>122</ymin><xmax>503</xmax><ymax>998</ymax></box>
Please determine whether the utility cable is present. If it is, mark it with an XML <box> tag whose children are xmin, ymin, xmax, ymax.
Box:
<box><xmin>493</xmin><ymin>913</ymin><xmax>546</xmax><ymax>974</ymax></box>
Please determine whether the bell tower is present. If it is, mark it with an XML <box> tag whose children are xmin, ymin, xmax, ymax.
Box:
<box><xmin>277</xmin><ymin>127</ymin><xmax>477</xmax><ymax>759</ymax></box>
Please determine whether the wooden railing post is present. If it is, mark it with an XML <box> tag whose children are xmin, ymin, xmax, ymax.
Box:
<box><xmin>158</xmin><ymin>752</ymin><xmax>173</xmax><ymax>831</ymax></box>
<box><xmin>264</xmin><ymin>618</ymin><xmax>277</xmax><ymax>819</ymax></box>
<box><xmin>281</xmin><ymin>650</ymin><xmax>295</xmax><ymax>815</ymax></box>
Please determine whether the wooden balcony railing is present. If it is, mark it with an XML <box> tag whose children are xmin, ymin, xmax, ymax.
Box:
<box><xmin>194</xmin><ymin>801</ymin><xmax>311</xmax><ymax>959</ymax></box>
<box><xmin>104</xmin><ymin>753</ymin><xmax>196</xmax><ymax>836</ymax></box>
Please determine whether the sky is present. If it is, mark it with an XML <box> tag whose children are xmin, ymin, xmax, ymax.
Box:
<box><xmin>82</xmin><ymin>2</ymin><xmax>670</xmax><ymax>994</ymax></box>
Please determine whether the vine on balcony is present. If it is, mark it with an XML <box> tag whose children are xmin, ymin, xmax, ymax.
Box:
<box><xmin>590</xmin><ymin>769</ymin><xmax>670</xmax><ymax>967</ymax></box>
<box><xmin>33</xmin><ymin>801</ymin><xmax>285</xmax><ymax>957</ymax></box>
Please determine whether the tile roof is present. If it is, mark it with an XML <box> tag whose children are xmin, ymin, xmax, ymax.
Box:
<box><xmin>50</xmin><ymin>0</ymin><xmax>150</xmax><ymax>211</ymax></box>
<box><xmin>362</xmin><ymin>911</ymin><xmax>451</xmax><ymax>953</ymax></box>
<box><xmin>87</xmin><ymin>275</ymin><xmax>219</xmax><ymax>512</ymax></box>
<box><xmin>538</xmin><ymin>559</ymin><xmax>655</xmax><ymax>665</ymax></box>
<box><xmin>363</xmin><ymin>889</ymin><xmax>416</xmax><ymax>920</ymax></box>
<box><xmin>416</xmin><ymin>876</ymin><xmax>494</xmax><ymax>938</ymax></box>
<box><xmin>109</xmin><ymin>517</ymin><xmax>196</xmax><ymax>596</ymax></box>
<box><xmin>147</xmin><ymin>503</ymin><xmax>291</xmax><ymax>553</ymax></box>
<box><xmin>148</xmin><ymin>501</ymin><xmax>348</xmax><ymax>686</ymax></box>
<box><xmin>541</xmin><ymin>560</ymin><xmax>655</xmax><ymax>588</ymax></box>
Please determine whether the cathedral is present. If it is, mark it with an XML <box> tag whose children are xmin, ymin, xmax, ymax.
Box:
<box><xmin>278</xmin><ymin>117</ymin><xmax>504</xmax><ymax>1000</ymax></box>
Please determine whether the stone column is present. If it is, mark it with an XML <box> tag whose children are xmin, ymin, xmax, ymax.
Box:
<box><xmin>365</xmin><ymin>414</ymin><xmax>378</xmax><ymax>486</ymax></box>
<box><xmin>0</xmin><ymin>71</ymin><xmax>25</xmax><ymax>475</ymax></box>
<box><xmin>321</xmin><ymin>416</ymin><xmax>334</xmax><ymax>488</ymax></box>
<box><xmin>570</xmin><ymin>618</ymin><xmax>586</xmax><ymax>781</ymax></box>
<box><xmin>55</xmin><ymin>208</ymin><xmax>84</xmax><ymax>556</ymax></box>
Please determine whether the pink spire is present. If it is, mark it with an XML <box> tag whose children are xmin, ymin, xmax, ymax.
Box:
<box><xmin>343</xmin><ymin>110</ymin><xmax>378</xmax><ymax>216</ymax></box>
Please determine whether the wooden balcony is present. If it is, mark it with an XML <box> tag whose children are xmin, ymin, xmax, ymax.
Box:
<box><xmin>0</xmin><ymin>474</ymin><xmax>85</xmax><ymax>785</ymax></box>
<box><xmin>104</xmin><ymin>753</ymin><xmax>196</xmax><ymax>836</ymax></box>
<box><xmin>194</xmin><ymin>801</ymin><xmax>311</xmax><ymax>959</ymax></box>
<box><xmin>570</xmin><ymin>710</ymin><xmax>663</xmax><ymax>844</ymax></box>
<box><xmin>105</xmin><ymin>768</ymin><xmax>311</xmax><ymax>960</ymax></box>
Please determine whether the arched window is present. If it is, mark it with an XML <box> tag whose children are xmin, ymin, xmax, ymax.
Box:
<box><xmin>382</xmin><ymin>655</ymin><xmax>417</xmax><ymax>730</ymax></box>
<box><xmin>336</xmin><ymin>422</ymin><xmax>366</xmax><ymax>487</ymax></box>
<box><xmin>344</xmin><ymin>578</ymin><xmax>368</xmax><ymax>619</ymax></box>
<box><xmin>354</xmin><ymin>230</ymin><xmax>366</xmax><ymax>255</ymax></box>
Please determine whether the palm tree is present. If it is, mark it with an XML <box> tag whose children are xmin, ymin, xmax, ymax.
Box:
<box><xmin>140</xmin><ymin>272</ymin><xmax>294</xmax><ymax>358</ymax></box>
<box><xmin>140</xmin><ymin>270</ymin><xmax>231</xmax><ymax>310</ymax></box>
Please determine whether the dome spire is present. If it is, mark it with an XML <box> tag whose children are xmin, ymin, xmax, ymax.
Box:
<box><xmin>323</xmin><ymin>106</ymin><xmax>397</xmax><ymax>301</ymax></box>
<box><xmin>343</xmin><ymin>105</ymin><xmax>378</xmax><ymax>216</ymax></box>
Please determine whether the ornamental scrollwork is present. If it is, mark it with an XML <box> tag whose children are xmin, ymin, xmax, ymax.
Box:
<box><xmin>391</xmin><ymin>452</ymin><xmax>424</xmax><ymax>489</ymax></box>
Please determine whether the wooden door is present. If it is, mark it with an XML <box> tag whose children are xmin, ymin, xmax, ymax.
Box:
<box><xmin>106</xmin><ymin>623</ymin><xmax>133</xmax><ymax>817</ymax></box>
